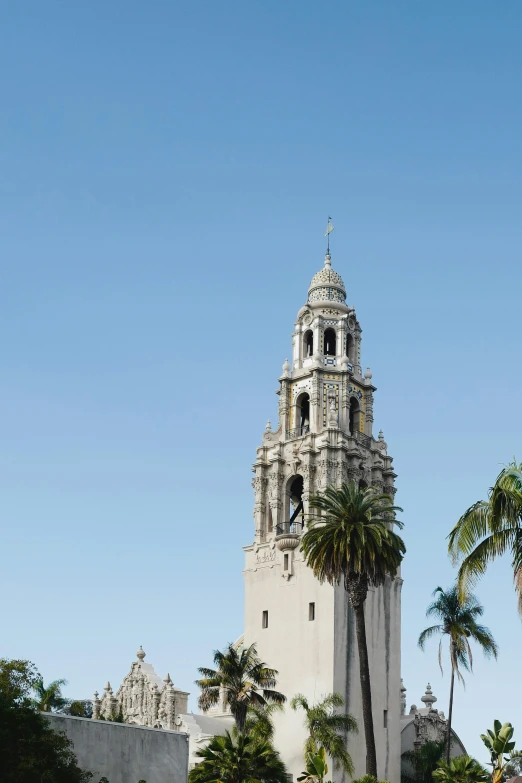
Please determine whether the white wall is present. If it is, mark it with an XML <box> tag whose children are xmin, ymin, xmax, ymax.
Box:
<box><xmin>243</xmin><ymin>543</ymin><xmax>402</xmax><ymax>783</ymax></box>
<box><xmin>45</xmin><ymin>714</ymin><xmax>189</xmax><ymax>783</ymax></box>
<box><xmin>243</xmin><ymin>542</ymin><xmax>335</xmax><ymax>779</ymax></box>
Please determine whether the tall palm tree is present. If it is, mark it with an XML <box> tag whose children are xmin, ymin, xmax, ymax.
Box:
<box><xmin>432</xmin><ymin>756</ymin><xmax>488</xmax><ymax>783</ymax></box>
<box><xmin>301</xmin><ymin>481</ymin><xmax>405</xmax><ymax>778</ymax></box>
<box><xmin>418</xmin><ymin>586</ymin><xmax>498</xmax><ymax>764</ymax></box>
<box><xmin>401</xmin><ymin>739</ymin><xmax>446</xmax><ymax>783</ymax></box>
<box><xmin>196</xmin><ymin>642</ymin><xmax>286</xmax><ymax>733</ymax></box>
<box><xmin>448</xmin><ymin>461</ymin><xmax>522</xmax><ymax>614</ymax></box>
<box><xmin>32</xmin><ymin>677</ymin><xmax>69</xmax><ymax>713</ymax></box>
<box><xmin>189</xmin><ymin>730</ymin><xmax>289</xmax><ymax>783</ymax></box>
<box><xmin>291</xmin><ymin>692</ymin><xmax>358</xmax><ymax>776</ymax></box>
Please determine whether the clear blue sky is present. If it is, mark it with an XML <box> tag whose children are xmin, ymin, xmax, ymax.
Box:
<box><xmin>2</xmin><ymin>0</ymin><xmax>521</xmax><ymax>765</ymax></box>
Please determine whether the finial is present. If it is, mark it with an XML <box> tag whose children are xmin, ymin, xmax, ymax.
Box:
<box><xmin>378</xmin><ymin>429</ymin><xmax>384</xmax><ymax>441</ymax></box>
<box><xmin>265</xmin><ymin>419</ymin><xmax>272</xmax><ymax>432</ymax></box>
<box><xmin>282</xmin><ymin>358</ymin><xmax>290</xmax><ymax>378</ymax></box>
<box><xmin>400</xmin><ymin>679</ymin><xmax>407</xmax><ymax>716</ymax></box>
<box><xmin>364</xmin><ymin>367</ymin><xmax>372</xmax><ymax>381</ymax></box>
<box><xmin>324</xmin><ymin>253</ymin><xmax>332</xmax><ymax>269</ymax></box>
<box><xmin>325</xmin><ymin>216</ymin><xmax>334</xmax><ymax>256</ymax></box>
<box><xmin>105</xmin><ymin>682</ymin><xmax>112</xmax><ymax>692</ymax></box>
<box><xmin>137</xmin><ymin>645</ymin><xmax>146</xmax><ymax>662</ymax></box>
<box><xmin>94</xmin><ymin>691</ymin><xmax>99</xmax><ymax>700</ymax></box>
<box><xmin>421</xmin><ymin>683</ymin><xmax>437</xmax><ymax>710</ymax></box>
<box><xmin>164</xmin><ymin>673</ymin><xmax>172</xmax><ymax>685</ymax></box>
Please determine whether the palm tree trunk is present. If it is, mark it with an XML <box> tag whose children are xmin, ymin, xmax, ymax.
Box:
<box><xmin>353</xmin><ymin>598</ymin><xmax>378</xmax><ymax>777</ymax></box>
<box><xmin>234</xmin><ymin>702</ymin><xmax>248</xmax><ymax>734</ymax></box>
<box><xmin>446</xmin><ymin>667</ymin><xmax>455</xmax><ymax>765</ymax></box>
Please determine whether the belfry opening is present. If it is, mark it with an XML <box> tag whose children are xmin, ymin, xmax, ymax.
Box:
<box><xmin>324</xmin><ymin>327</ymin><xmax>336</xmax><ymax>356</ymax></box>
<box><xmin>288</xmin><ymin>475</ymin><xmax>304</xmax><ymax>532</ymax></box>
<box><xmin>296</xmin><ymin>392</ymin><xmax>310</xmax><ymax>435</ymax></box>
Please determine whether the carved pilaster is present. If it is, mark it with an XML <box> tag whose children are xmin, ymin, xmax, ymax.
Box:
<box><xmin>365</xmin><ymin>389</ymin><xmax>374</xmax><ymax>436</ymax></box>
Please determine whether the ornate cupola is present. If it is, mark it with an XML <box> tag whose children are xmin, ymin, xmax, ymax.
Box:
<box><xmin>249</xmin><ymin>248</ymin><xmax>397</xmax><ymax>548</ymax></box>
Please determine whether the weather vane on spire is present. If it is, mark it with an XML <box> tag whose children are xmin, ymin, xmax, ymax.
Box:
<box><xmin>325</xmin><ymin>216</ymin><xmax>334</xmax><ymax>255</ymax></box>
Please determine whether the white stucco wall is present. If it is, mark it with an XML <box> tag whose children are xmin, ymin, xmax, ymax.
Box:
<box><xmin>243</xmin><ymin>542</ymin><xmax>335</xmax><ymax>779</ymax></box>
<box><xmin>243</xmin><ymin>543</ymin><xmax>402</xmax><ymax>783</ymax></box>
<box><xmin>45</xmin><ymin>714</ymin><xmax>189</xmax><ymax>783</ymax></box>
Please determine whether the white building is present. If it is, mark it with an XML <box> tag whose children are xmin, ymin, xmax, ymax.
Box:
<box><xmin>243</xmin><ymin>249</ymin><xmax>402</xmax><ymax>783</ymax></box>
<box><xmin>91</xmin><ymin>246</ymin><xmax>466</xmax><ymax>781</ymax></box>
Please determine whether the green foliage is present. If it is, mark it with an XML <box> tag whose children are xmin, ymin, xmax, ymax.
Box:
<box><xmin>418</xmin><ymin>585</ymin><xmax>497</xmax><ymax>763</ymax></box>
<box><xmin>418</xmin><ymin>586</ymin><xmax>498</xmax><ymax>684</ymax></box>
<box><xmin>401</xmin><ymin>740</ymin><xmax>446</xmax><ymax>783</ymax></box>
<box><xmin>448</xmin><ymin>460</ymin><xmax>522</xmax><ymax>615</ymax></box>
<box><xmin>100</xmin><ymin>710</ymin><xmax>125</xmax><ymax>723</ymax></box>
<box><xmin>432</xmin><ymin>756</ymin><xmax>488</xmax><ymax>783</ymax></box>
<box><xmin>505</xmin><ymin>751</ymin><xmax>522</xmax><ymax>778</ymax></box>
<box><xmin>189</xmin><ymin>729</ymin><xmax>289</xmax><ymax>783</ymax></box>
<box><xmin>66</xmin><ymin>700</ymin><xmax>93</xmax><ymax>718</ymax></box>
<box><xmin>480</xmin><ymin>720</ymin><xmax>519</xmax><ymax>783</ymax></box>
<box><xmin>301</xmin><ymin>481</ymin><xmax>404</xmax><ymax>778</ymax></box>
<box><xmin>291</xmin><ymin>692</ymin><xmax>357</xmax><ymax>775</ymax></box>
<box><xmin>352</xmin><ymin>775</ymin><xmax>391</xmax><ymax>783</ymax></box>
<box><xmin>196</xmin><ymin>642</ymin><xmax>286</xmax><ymax>733</ymax></box>
<box><xmin>302</xmin><ymin>482</ymin><xmax>405</xmax><ymax>591</ymax></box>
<box><xmin>0</xmin><ymin>658</ymin><xmax>92</xmax><ymax>782</ymax></box>
<box><xmin>33</xmin><ymin>675</ymin><xmax>70</xmax><ymax>713</ymax></box>
<box><xmin>244</xmin><ymin>702</ymin><xmax>283</xmax><ymax>745</ymax></box>
<box><xmin>297</xmin><ymin>746</ymin><xmax>329</xmax><ymax>783</ymax></box>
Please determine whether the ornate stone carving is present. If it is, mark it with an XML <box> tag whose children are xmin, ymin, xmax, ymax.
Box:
<box><xmin>94</xmin><ymin>647</ymin><xmax>189</xmax><ymax>730</ymax></box>
<box><xmin>255</xmin><ymin>548</ymin><xmax>276</xmax><ymax>564</ymax></box>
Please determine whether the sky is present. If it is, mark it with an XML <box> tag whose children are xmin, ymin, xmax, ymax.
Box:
<box><xmin>1</xmin><ymin>0</ymin><xmax>522</xmax><ymax>767</ymax></box>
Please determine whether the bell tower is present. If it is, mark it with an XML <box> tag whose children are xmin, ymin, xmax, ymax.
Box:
<box><xmin>243</xmin><ymin>249</ymin><xmax>402</xmax><ymax>783</ymax></box>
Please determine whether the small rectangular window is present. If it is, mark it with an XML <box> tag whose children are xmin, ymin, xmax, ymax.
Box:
<box><xmin>284</xmin><ymin>554</ymin><xmax>289</xmax><ymax>570</ymax></box>
<box><xmin>309</xmin><ymin>602</ymin><xmax>315</xmax><ymax>621</ymax></box>
<box><xmin>383</xmin><ymin>709</ymin><xmax>388</xmax><ymax>728</ymax></box>
<box><xmin>262</xmin><ymin>610</ymin><xmax>268</xmax><ymax>629</ymax></box>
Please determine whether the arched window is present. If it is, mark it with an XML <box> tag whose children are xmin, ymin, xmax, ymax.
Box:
<box><xmin>349</xmin><ymin>396</ymin><xmax>360</xmax><ymax>435</ymax></box>
<box><xmin>346</xmin><ymin>333</ymin><xmax>356</xmax><ymax>363</ymax></box>
<box><xmin>303</xmin><ymin>330</ymin><xmax>314</xmax><ymax>358</ymax></box>
<box><xmin>295</xmin><ymin>392</ymin><xmax>310</xmax><ymax>435</ymax></box>
<box><xmin>324</xmin><ymin>328</ymin><xmax>336</xmax><ymax>356</ymax></box>
<box><xmin>286</xmin><ymin>475</ymin><xmax>304</xmax><ymax>533</ymax></box>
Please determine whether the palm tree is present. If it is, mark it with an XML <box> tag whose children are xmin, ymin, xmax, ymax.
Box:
<box><xmin>291</xmin><ymin>692</ymin><xmax>358</xmax><ymax>776</ymax></box>
<box><xmin>301</xmin><ymin>481</ymin><xmax>405</xmax><ymax>778</ymax></box>
<box><xmin>418</xmin><ymin>586</ymin><xmax>498</xmax><ymax>764</ymax></box>
<box><xmin>195</xmin><ymin>642</ymin><xmax>286</xmax><ymax>733</ymax></box>
<box><xmin>401</xmin><ymin>739</ymin><xmax>446</xmax><ymax>783</ymax></box>
<box><xmin>432</xmin><ymin>756</ymin><xmax>488</xmax><ymax>783</ymax></box>
<box><xmin>448</xmin><ymin>461</ymin><xmax>522</xmax><ymax>614</ymax></box>
<box><xmin>189</xmin><ymin>730</ymin><xmax>289</xmax><ymax>783</ymax></box>
<box><xmin>32</xmin><ymin>676</ymin><xmax>69</xmax><ymax>713</ymax></box>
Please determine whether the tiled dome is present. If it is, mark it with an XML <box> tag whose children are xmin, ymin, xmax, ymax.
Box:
<box><xmin>308</xmin><ymin>254</ymin><xmax>346</xmax><ymax>303</ymax></box>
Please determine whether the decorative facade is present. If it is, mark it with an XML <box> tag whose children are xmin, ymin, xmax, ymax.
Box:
<box><xmin>243</xmin><ymin>250</ymin><xmax>402</xmax><ymax>783</ymax></box>
<box><xmin>400</xmin><ymin>683</ymin><xmax>466</xmax><ymax>768</ymax></box>
<box><xmin>92</xmin><ymin>646</ymin><xmax>189</xmax><ymax>730</ymax></box>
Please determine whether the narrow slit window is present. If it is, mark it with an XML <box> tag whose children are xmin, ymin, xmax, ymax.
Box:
<box><xmin>284</xmin><ymin>554</ymin><xmax>289</xmax><ymax>571</ymax></box>
<box><xmin>309</xmin><ymin>602</ymin><xmax>315</xmax><ymax>621</ymax></box>
<box><xmin>383</xmin><ymin>709</ymin><xmax>388</xmax><ymax>728</ymax></box>
<box><xmin>262</xmin><ymin>610</ymin><xmax>269</xmax><ymax>629</ymax></box>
